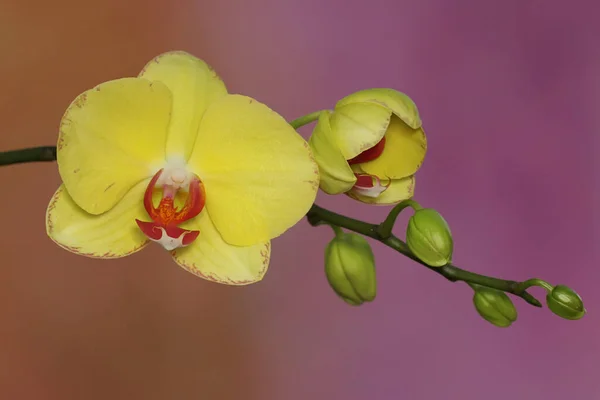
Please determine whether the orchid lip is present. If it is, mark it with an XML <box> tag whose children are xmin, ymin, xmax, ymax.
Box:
<box><xmin>351</xmin><ymin>173</ymin><xmax>391</xmax><ymax>198</ymax></box>
<box><xmin>135</xmin><ymin>220</ymin><xmax>200</xmax><ymax>251</ymax></box>
<box><xmin>348</xmin><ymin>137</ymin><xmax>386</xmax><ymax>165</ymax></box>
<box><xmin>136</xmin><ymin>168</ymin><xmax>206</xmax><ymax>250</ymax></box>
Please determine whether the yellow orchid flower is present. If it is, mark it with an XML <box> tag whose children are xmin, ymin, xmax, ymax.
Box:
<box><xmin>308</xmin><ymin>88</ymin><xmax>427</xmax><ymax>205</ymax></box>
<box><xmin>46</xmin><ymin>51</ymin><xmax>319</xmax><ymax>285</ymax></box>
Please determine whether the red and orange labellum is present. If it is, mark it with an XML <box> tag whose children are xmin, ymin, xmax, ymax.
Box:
<box><xmin>348</xmin><ymin>137</ymin><xmax>386</xmax><ymax>165</ymax></box>
<box><xmin>346</xmin><ymin>137</ymin><xmax>388</xmax><ymax>198</ymax></box>
<box><xmin>135</xmin><ymin>169</ymin><xmax>206</xmax><ymax>251</ymax></box>
<box><xmin>351</xmin><ymin>173</ymin><xmax>391</xmax><ymax>198</ymax></box>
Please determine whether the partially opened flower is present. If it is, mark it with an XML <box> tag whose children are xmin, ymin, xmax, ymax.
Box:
<box><xmin>46</xmin><ymin>51</ymin><xmax>319</xmax><ymax>285</ymax></box>
<box><xmin>309</xmin><ymin>88</ymin><xmax>427</xmax><ymax>205</ymax></box>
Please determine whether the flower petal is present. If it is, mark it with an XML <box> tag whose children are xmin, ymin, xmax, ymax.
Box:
<box><xmin>187</xmin><ymin>94</ymin><xmax>319</xmax><ymax>246</ymax></box>
<box><xmin>139</xmin><ymin>51</ymin><xmax>228</xmax><ymax>161</ymax></box>
<box><xmin>46</xmin><ymin>181</ymin><xmax>151</xmax><ymax>258</ymax></box>
<box><xmin>336</xmin><ymin>88</ymin><xmax>422</xmax><ymax>129</ymax></box>
<box><xmin>58</xmin><ymin>77</ymin><xmax>172</xmax><ymax>215</ymax></box>
<box><xmin>308</xmin><ymin>111</ymin><xmax>357</xmax><ymax>194</ymax></box>
<box><xmin>172</xmin><ymin>211</ymin><xmax>270</xmax><ymax>285</ymax></box>
<box><xmin>347</xmin><ymin>175</ymin><xmax>416</xmax><ymax>205</ymax></box>
<box><xmin>329</xmin><ymin>102</ymin><xmax>391</xmax><ymax>160</ymax></box>
<box><xmin>359</xmin><ymin>115</ymin><xmax>427</xmax><ymax>179</ymax></box>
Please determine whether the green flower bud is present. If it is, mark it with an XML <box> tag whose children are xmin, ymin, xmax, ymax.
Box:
<box><xmin>324</xmin><ymin>232</ymin><xmax>377</xmax><ymax>306</ymax></box>
<box><xmin>473</xmin><ymin>287</ymin><xmax>518</xmax><ymax>328</ymax></box>
<box><xmin>546</xmin><ymin>285</ymin><xmax>586</xmax><ymax>320</ymax></box>
<box><xmin>406</xmin><ymin>208</ymin><xmax>453</xmax><ymax>267</ymax></box>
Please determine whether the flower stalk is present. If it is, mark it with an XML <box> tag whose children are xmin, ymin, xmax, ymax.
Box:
<box><xmin>307</xmin><ymin>203</ymin><xmax>542</xmax><ymax>307</ymax></box>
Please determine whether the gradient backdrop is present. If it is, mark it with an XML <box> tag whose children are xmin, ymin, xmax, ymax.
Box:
<box><xmin>0</xmin><ymin>0</ymin><xmax>598</xmax><ymax>399</ymax></box>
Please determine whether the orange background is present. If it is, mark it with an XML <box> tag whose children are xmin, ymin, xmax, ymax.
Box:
<box><xmin>1</xmin><ymin>1</ymin><xmax>267</xmax><ymax>398</ymax></box>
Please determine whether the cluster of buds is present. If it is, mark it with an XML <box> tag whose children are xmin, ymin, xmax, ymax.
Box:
<box><xmin>309</xmin><ymin>88</ymin><xmax>585</xmax><ymax>327</ymax></box>
<box><xmin>469</xmin><ymin>282</ymin><xmax>585</xmax><ymax>328</ymax></box>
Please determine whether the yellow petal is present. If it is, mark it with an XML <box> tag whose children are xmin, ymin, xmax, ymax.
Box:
<box><xmin>187</xmin><ymin>94</ymin><xmax>319</xmax><ymax>246</ymax></box>
<box><xmin>46</xmin><ymin>181</ymin><xmax>150</xmax><ymax>258</ymax></box>
<box><xmin>359</xmin><ymin>115</ymin><xmax>427</xmax><ymax>179</ymax></box>
<box><xmin>58</xmin><ymin>77</ymin><xmax>172</xmax><ymax>215</ymax></box>
<box><xmin>139</xmin><ymin>51</ymin><xmax>228</xmax><ymax>160</ymax></box>
<box><xmin>347</xmin><ymin>175</ymin><xmax>416</xmax><ymax>205</ymax></box>
<box><xmin>308</xmin><ymin>111</ymin><xmax>356</xmax><ymax>194</ymax></box>
<box><xmin>329</xmin><ymin>102</ymin><xmax>391</xmax><ymax>160</ymax></box>
<box><xmin>172</xmin><ymin>211</ymin><xmax>270</xmax><ymax>285</ymax></box>
<box><xmin>336</xmin><ymin>88</ymin><xmax>422</xmax><ymax>129</ymax></box>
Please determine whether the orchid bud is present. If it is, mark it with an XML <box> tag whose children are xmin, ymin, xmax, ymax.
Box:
<box><xmin>324</xmin><ymin>232</ymin><xmax>377</xmax><ymax>306</ymax></box>
<box><xmin>473</xmin><ymin>287</ymin><xmax>518</xmax><ymax>328</ymax></box>
<box><xmin>406</xmin><ymin>208</ymin><xmax>453</xmax><ymax>267</ymax></box>
<box><xmin>546</xmin><ymin>285</ymin><xmax>586</xmax><ymax>320</ymax></box>
<box><xmin>308</xmin><ymin>88</ymin><xmax>427</xmax><ymax>205</ymax></box>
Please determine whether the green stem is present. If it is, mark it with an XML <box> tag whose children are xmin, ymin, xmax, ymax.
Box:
<box><xmin>0</xmin><ymin>146</ymin><xmax>56</xmax><ymax>166</ymax></box>
<box><xmin>0</xmin><ymin>144</ymin><xmax>543</xmax><ymax>308</ymax></box>
<box><xmin>307</xmin><ymin>204</ymin><xmax>542</xmax><ymax>308</ymax></box>
<box><xmin>328</xmin><ymin>224</ymin><xmax>344</xmax><ymax>237</ymax></box>
<box><xmin>517</xmin><ymin>278</ymin><xmax>554</xmax><ymax>293</ymax></box>
<box><xmin>377</xmin><ymin>199</ymin><xmax>422</xmax><ymax>238</ymax></box>
<box><xmin>289</xmin><ymin>110</ymin><xmax>326</xmax><ymax>130</ymax></box>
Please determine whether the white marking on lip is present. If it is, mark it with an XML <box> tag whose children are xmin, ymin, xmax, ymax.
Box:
<box><xmin>147</xmin><ymin>227</ymin><xmax>190</xmax><ymax>251</ymax></box>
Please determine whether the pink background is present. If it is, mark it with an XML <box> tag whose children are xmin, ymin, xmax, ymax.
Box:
<box><xmin>0</xmin><ymin>0</ymin><xmax>597</xmax><ymax>399</ymax></box>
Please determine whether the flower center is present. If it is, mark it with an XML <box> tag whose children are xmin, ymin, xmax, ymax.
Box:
<box><xmin>347</xmin><ymin>138</ymin><xmax>390</xmax><ymax>198</ymax></box>
<box><xmin>135</xmin><ymin>163</ymin><xmax>206</xmax><ymax>251</ymax></box>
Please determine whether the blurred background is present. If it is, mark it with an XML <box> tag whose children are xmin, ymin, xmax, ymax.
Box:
<box><xmin>0</xmin><ymin>0</ymin><xmax>598</xmax><ymax>399</ymax></box>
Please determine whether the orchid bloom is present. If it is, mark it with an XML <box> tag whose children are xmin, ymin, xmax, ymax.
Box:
<box><xmin>46</xmin><ymin>51</ymin><xmax>319</xmax><ymax>285</ymax></box>
<box><xmin>308</xmin><ymin>88</ymin><xmax>427</xmax><ymax>205</ymax></box>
